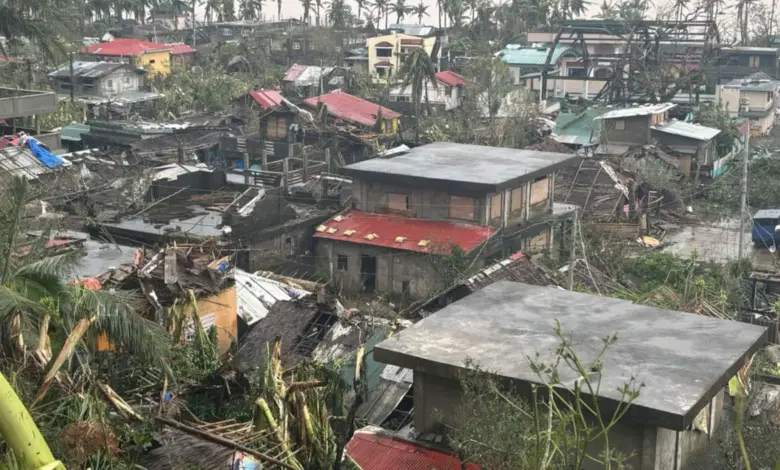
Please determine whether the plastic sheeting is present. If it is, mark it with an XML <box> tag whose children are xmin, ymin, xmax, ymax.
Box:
<box><xmin>26</xmin><ymin>139</ymin><xmax>64</xmax><ymax>169</ymax></box>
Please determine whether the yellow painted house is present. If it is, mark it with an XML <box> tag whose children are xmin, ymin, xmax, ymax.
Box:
<box><xmin>366</xmin><ymin>33</ymin><xmax>438</xmax><ymax>83</ymax></box>
<box><xmin>85</xmin><ymin>38</ymin><xmax>173</xmax><ymax>76</ymax></box>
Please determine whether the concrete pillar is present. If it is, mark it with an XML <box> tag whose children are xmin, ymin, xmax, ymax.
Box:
<box><xmin>261</xmin><ymin>148</ymin><xmax>268</xmax><ymax>169</ymax></box>
<box><xmin>35</xmin><ymin>115</ymin><xmax>40</xmax><ymax>135</ymax></box>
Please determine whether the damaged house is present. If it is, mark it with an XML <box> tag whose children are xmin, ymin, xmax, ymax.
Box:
<box><xmin>314</xmin><ymin>142</ymin><xmax>579</xmax><ymax>300</ymax></box>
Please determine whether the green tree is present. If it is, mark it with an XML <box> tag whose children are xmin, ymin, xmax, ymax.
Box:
<box><xmin>400</xmin><ymin>46</ymin><xmax>438</xmax><ymax>141</ymax></box>
<box><xmin>0</xmin><ymin>0</ymin><xmax>67</xmax><ymax>59</ymax></box>
<box><xmin>0</xmin><ymin>177</ymin><xmax>170</xmax><ymax>370</ymax></box>
<box><xmin>390</xmin><ymin>0</ymin><xmax>410</xmax><ymax>23</ymax></box>
<box><xmin>355</xmin><ymin>0</ymin><xmax>371</xmax><ymax>20</ymax></box>
<box><xmin>240</xmin><ymin>0</ymin><xmax>263</xmax><ymax>19</ymax></box>
<box><xmin>374</xmin><ymin>0</ymin><xmax>389</xmax><ymax>28</ymax></box>
<box><xmin>410</xmin><ymin>0</ymin><xmax>428</xmax><ymax>22</ymax></box>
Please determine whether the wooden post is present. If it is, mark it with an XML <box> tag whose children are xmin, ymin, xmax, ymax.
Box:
<box><xmin>261</xmin><ymin>148</ymin><xmax>268</xmax><ymax>169</ymax></box>
<box><xmin>177</xmin><ymin>146</ymin><xmax>184</xmax><ymax>164</ymax></box>
<box><xmin>302</xmin><ymin>146</ymin><xmax>309</xmax><ymax>182</ymax></box>
<box><xmin>282</xmin><ymin>158</ymin><xmax>289</xmax><ymax>191</ymax></box>
<box><xmin>325</xmin><ymin>148</ymin><xmax>331</xmax><ymax>172</ymax></box>
<box><xmin>243</xmin><ymin>152</ymin><xmax>250</xmax><ymax>185</ymax></box>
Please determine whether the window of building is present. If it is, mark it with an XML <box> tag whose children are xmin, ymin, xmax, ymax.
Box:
<box><xmin>750</xmin><ymin>55</ymin><xmax>760</xmax><ymax>68</ymax></box>
<box><xmin>124</xmin><ymin>76</ymin><xmax>130</xmax><ymax>84</ymax></box>
<box><xmin>292</xmin><ymin>41</ymin><xmax>301</xmax><ymax>50</ymax></box>
<box><xmin>241</xmin><ymin>28</ymin><xmax>250</xmax><ymax>37</ymax></box>
<box><xmin>337</xmin><ymin>254</ymin><xmax>348</xmax><ymax>271</ymax></box>
<box><xmin>148</xmin><ymin>59</ymin><xmax>156</xmax><ymax>64</ymax></box>
<box><xmin>106</xmin><ymin>79</ymin><xmax>113</xmax><ymax>89</ymax></box>
<box><xmin>490</xmin><ymin>193</ymin><xmax>502</xmax><ymax>220</ymax></box>
<box><xmin>568</xmin><ymin>68</ymin><xmax>586</xmax><ymax>77</ymax></box>
<box><xmin>388</xmin><ymin>193</ymin><xmax>409</xmax><ymax>211</ymax></box>
<box><xmin>614</xmin><ymin>119</ymin><xmax>625</xmax><ymax>130</ymax></box>
<box><xmin>265</xmin><ymin>116</ymin><xmax>287</xmax><ymax>140</ymax></box>
<box><xmin>59</xmin><ymin>81</ymin><xmax>71</xmax><ymax>90</ymax></box>
<box><xmin>530</xmin><ymin>176</ymin><xmax>550</xmax><ymax>205</ymax></box>
<box><xmin>449</xmin><ymin>195</ymin><xmax>475</xmax><ymax>220</ymax></box>
<box><xmin>82</xmin><ymin>78</ymin><xmax>94</xmax><ymax>89</ymax></box>
<box><xmin>221</xmin><ymin>27</ymin><xmax>232</xmax><ymax>36</ymax></box>
<box><xmin>510</xmin><ymin>186</ymin><xmax>524</xmax><ymax>215</ymax></box>
<box><xmin>376</xmin><ymin>67</ymin><xmax>389</xmax><ymax>78</ymax></box>
<box><xmin>401</xmin><ymin>280</ymin><xmax>410</xmax><ymax>295</ymax></box>
<box><xmin>376</xmin><ymin>48</ymin><xmax>392</xmax><ymax>57</ymax></box>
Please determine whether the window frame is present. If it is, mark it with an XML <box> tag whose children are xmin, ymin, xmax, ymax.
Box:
<box><xmin>337</xmin><ymin>254</ymin><xmax>349</xmax><ymax>271</ymax></box>
<box><xmin>449</xmin><ymin>195</ymin><xmax>475</xmax><ymax>220</ymax></box>
<box><xmin>614</xmin><ymin>119</ymin><xmax>625</xmax><ymax>130</ymax></box>
<box><xmin>388</xmin><ymin>192</ymin><xmax>410</xmax><ymax>211</ymax></box>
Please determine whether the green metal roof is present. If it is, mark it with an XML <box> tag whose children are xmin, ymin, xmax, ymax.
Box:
<box><xmin>498</xmin><ymin>45</ymin><xmax>577</xmax><ymax>66</ymax></box>
<box><xmin>59</xmin><ymin>122</ymin><xmax>90</xmax><ymax>142</ymax></box>
<box><xmin>554</xmin><ymin>108</ymin><xmax>603</xmax><ymax>146</ymax></box>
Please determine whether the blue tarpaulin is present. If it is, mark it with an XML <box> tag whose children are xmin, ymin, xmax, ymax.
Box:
<box><xmin>26</xmin><ymin>139</ymin><xmax>64</xmax><ymax>169</ymax></box>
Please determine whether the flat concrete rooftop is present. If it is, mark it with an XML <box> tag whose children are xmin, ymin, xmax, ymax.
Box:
<box><xmin>342</xmin><ymin>142</ymin><xmax>579</xmax><ymax>192</ymax></box>
<box><xmin>374</xmin><ymin>281</ymin><xmax>767</xmax><ymax>430</ymax></box>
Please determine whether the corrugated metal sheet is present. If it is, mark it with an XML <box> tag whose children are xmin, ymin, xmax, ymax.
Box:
<box><xmin>498</xmin><ymin>45</ymin><xmax>575</xmax><ymax>66</ymax></box>
<box><xmin>0</xmin><ymin>146</ymin><xmax>55</xmax><ymax>180</ymax></box>
<box><xmin>435</xmin><ymin>70</ymin><xmax>466</xmax><ymax>87</ymax></box>
<box><xmin>86</xmin><ymin>38</ymin><xmax>171</xmax><ymax>56</ymax></box>
<box><xmin>235</xmin><ymin>269</ymin><xmax>310</xmax><ymax>326</ymax></box>
<box><xmin>314</xmin><ymin>209</ymin><xmax>496</xmax><ymax>254</ymax></box>
<box><xmin>597</xmin><ymin>103</ymin><xmax>676</xmax><ymax>120</ymax></box>
<box><xmin>283</xmin><ymin>64</ymin><xmax>336</xmax><ymax>87</ymax></box>
<box><xmin>346</xmin><ymin>429</ymin><xmax>481</xmax><ymax>470</ymax></box>
<box><xmin>651</xmin><ymin>120</ymin><xmax>721</xmax><ymax>141</ymax></box>
<box><xmin>357</xmin><ymin>378</ymin><xmax>412</xmax><ymax>425</ymax></box>
<box><xmin>152</xmin><ymin>163</ymin><xmax>213</xmax><ymax>181</ymax></box>
<box><xmin>248</xmin><ymin>89</ymin><xmax>284</xmax><ymax>110</ymax></box>
<box><xmin>48</xmin><ymin>61</ymin><xmax>129</xmax><ymax>79</ymax></box>
<box><xmin>303</xmin><ymin>90</ymin><xmax>401</xmax><ymax>126</ymax></box>
<box><xmin>388</xmin><ymin>24</ymin><xmax>435</xmax><ymax>36</ymax></box>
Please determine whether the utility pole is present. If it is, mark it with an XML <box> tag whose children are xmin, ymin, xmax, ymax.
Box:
<box><xmin>738</xmin><ymin>129</ymin><xmax>750</xmax><ymax>260</ymax></box>
<box><xmin>69</xmin><ymin>51</ymin><xmax>75</xmax><ymax>103</ymax></box>
<box><xmin>568</xmin><ymin>208</ymin><xmax>577</xmax><ymax>290</ymax></box>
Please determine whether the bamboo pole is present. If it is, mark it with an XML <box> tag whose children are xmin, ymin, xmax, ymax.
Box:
<box><xmin>155</xmin><ymin>417</ymin><xmax>299</xmax><ymax>470</ymax></box>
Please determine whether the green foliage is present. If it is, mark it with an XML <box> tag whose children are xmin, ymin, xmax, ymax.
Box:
<box><xmin>694</xmin><ymin>104</ymin><xmax>741</xmax><ymax>157</ymax></box>
<box><xmin>705</xmin><ymin>154</ymin><xmax>780</xmax><ymax>216</ymax></box>
<box><xmin>171</xmin><ymin>327</ymin><xmax>220</xmax><ymax>383</ymax></box>
<box><xmin>428</xmin><ymin>244</ymin><xmax>476</xmax><ymax>290</ymax></box>
<box><xmin>149</xmin><ymin>64</ymin><xmax>254</xmax><ymax>117</ymax></box>
<box><xmin>450</xmin><ymin>323</ymin><xmax>642</xmax><ymax>469</ymax></box>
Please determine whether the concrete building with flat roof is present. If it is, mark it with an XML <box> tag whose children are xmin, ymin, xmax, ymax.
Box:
<box><xmin>375</xmin><ymin>281</ymin><xmax>767</xmax><ymax>469</ymax></box>
<box><xmin>315</xmin><ymin>143</ymin><xmax>578</xmax><ymax>301</ymax></box>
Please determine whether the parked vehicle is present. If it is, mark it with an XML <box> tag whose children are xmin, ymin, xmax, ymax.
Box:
<box><xmin>752</xmin><ymin>209</ymin><xmax>780</xmax><ymax>246</ymax></box>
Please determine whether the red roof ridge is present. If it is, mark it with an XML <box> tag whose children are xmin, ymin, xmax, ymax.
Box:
<box><xmin>86</xmin><ymin>38</ymin><xmax>172</xmax><ymax>56</ymax></box>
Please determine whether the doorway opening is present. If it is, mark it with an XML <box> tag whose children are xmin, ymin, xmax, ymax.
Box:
<box><xmin>361</xmin><ymin>255</ymin><xmax>377</xmax><ymax>293</ymax></box>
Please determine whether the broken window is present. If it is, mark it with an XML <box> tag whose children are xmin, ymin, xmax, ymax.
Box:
<box><xmin>510</xmin><ymin>186</ymin><xmax>524</xmax><ymax>215</ymax></box>
<box><xmin>449</xmin><ymin>195</ymin><xmax>474</xmax><ymax>220</ymax></box>
<box><xmin>388</xmin><ymin>193</ymin><xmax>409</xmax><ymax>211</ymax></box>
<box><xmin>380</xmin><ymin>387</ymin><xmax>414</xmax><ymax>431</ymax></box>
<box><xmin>490</xmin><ymin>193</ymin><xmax>502</xmax><ymax>221</ymax></box>
<box><xmin>292</xmin><ymin>41</ymin><xmax>301</xmax><ymax>50</ymax></box>
<box><xmin>614</xmin><ymin>119</ymin><xmax>625</xmax><ymax>130</ymax></box>
<box><xmin>337</xmin><ymin>254</ymin><xmax>348</xmax><ymax>271</ymax></box>
<box><xmin>530</xmin><ymin>176</ymin><xmax>549</xmax><ymax>205</ymax></box>
<box><xmin>295</xmin><ymin>311</ymin><xmax>339</xmax><ymax>356</ymax></box>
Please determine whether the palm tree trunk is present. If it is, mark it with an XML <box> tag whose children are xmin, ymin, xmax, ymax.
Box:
<box><xmin>0</xmin><ymin>373</ymin><xmax>64</xmax><ymax>470</ymax></box>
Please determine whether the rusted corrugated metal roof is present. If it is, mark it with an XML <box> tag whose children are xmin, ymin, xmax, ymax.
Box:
<box><xmin>313</xmin><ymin>209</ymin><xmax>495</xmax><ymax>254</ymax></box>
<box><xmin>346</xmin><ymin>428</ymin><xmax>481</xmax><ymax>470</ymax></box>
<box><xmin>303</xmin><ymin>90</ymin><xmax>401</xmax><ymax>126</ymax></box>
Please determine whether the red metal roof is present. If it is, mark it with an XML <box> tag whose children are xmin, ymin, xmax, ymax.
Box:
<box><xmin>166</xmin><ymin>42</ymin><xmax>195</xmax><ymax>55</ymax></box>
<box><xmin>435</xmin><ymin>70</ymin><xmax>466</xmax><ymax>87</ymax></box>
<box><xmin>248</xmin><ymin>89</ymin><xmax>284</xmax><ymax>110</ymax></box>
<box><xmin>313</xmin><ymin>209</ymin><xmax>495</xmax><ymax>254</ymax></box>
<box><xmin>346</xmin><ymin>430</ymin><xmax>481</xmax><ymax>470</ymax></box>
<box><xmin>400</xmin><ymin>38</ymin><xmax>423</xmax><ymax>45</ymax></box>
<box><xmin>86</xmin><ymin>38</ymin><xmax>172</xmax><ymax>56</ymax></box>
<box><xmin>303</xmin><ymin>90</ymin><xmax>401</xmax><ymax>126</ymax></box>
<box><xmin>375</xmin><ymin>41</ymin><xmax>393</xmax><ymax>47</ymax></box>
<box><xmin>374</xmin><ymin>60</ymin><xmax>393</xmax><ymax>67</ymax></box>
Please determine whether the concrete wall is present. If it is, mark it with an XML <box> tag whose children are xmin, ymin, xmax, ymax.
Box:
<box><xmin>412</xmin><ymin>369</ymin><xmax>726</xmax><ymax>470</ymax></box>
<box><xmin>315</xmin><ymin>239</ymin><xmax>445</xmax><ymax>300</ymax></box>
<box><xmin>0</xmin><ymin>89</ymin><xmax>57</xmax><ymax>118</ymax></box>
<box><xmin>97</xmin><ymin>69</ymin><xmax>142</xmax><ymax>96</ymax></box>
<box><xmin>650</xmin><ymin>131</ymin><xmax>713</xmax><ymax>165</ymax></box>
<box><xmin>716</xmin><ymin>86</ymin><xmax>741</xmax><ymax>116</ymax></box>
